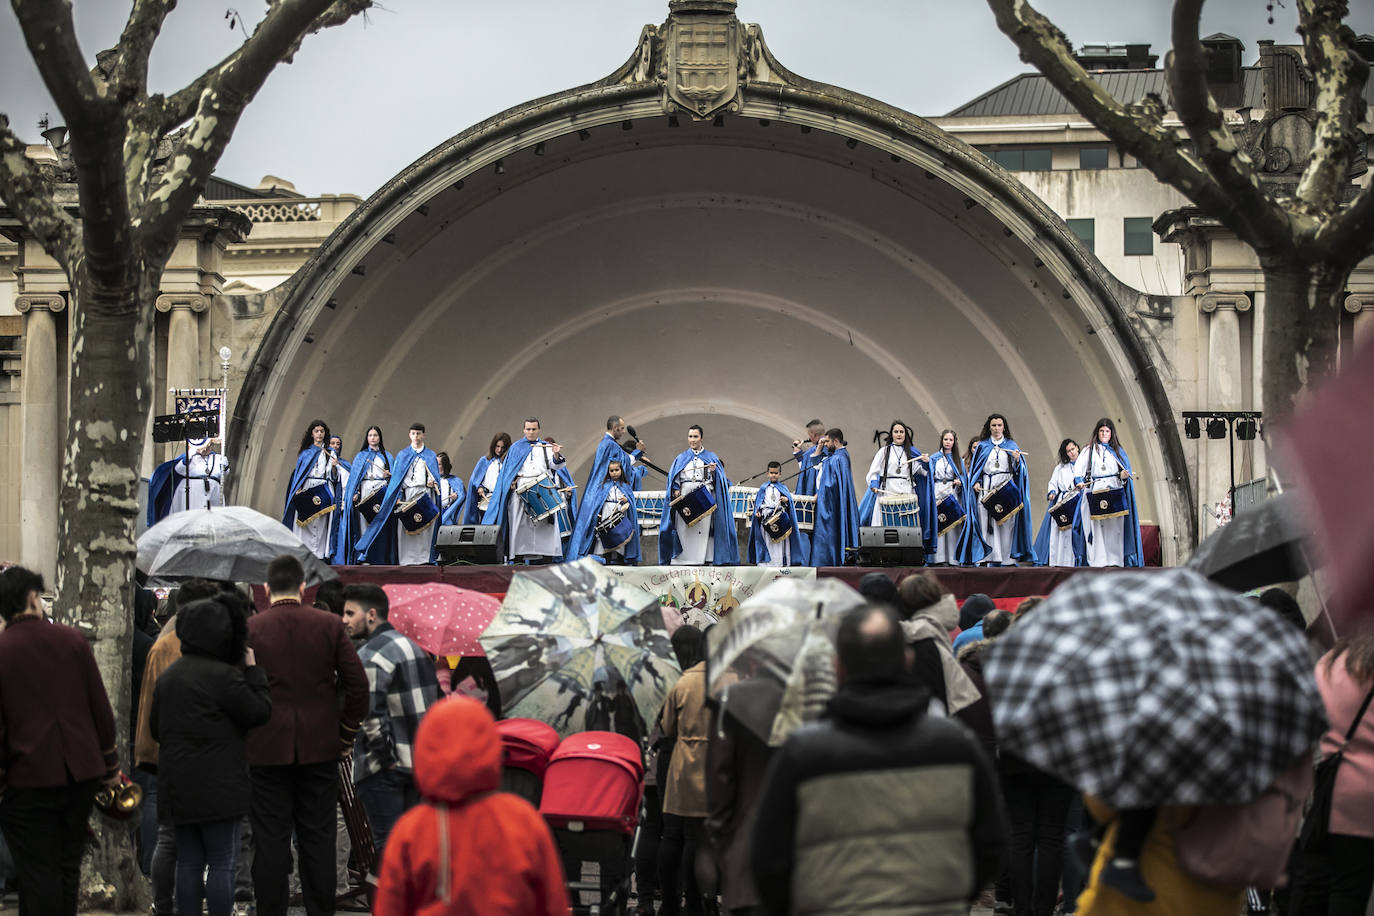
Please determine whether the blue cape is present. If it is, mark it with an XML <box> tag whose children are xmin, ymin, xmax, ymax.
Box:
<box><xmin>482</xmin><ymin>438</ymin><xmax>567</xmax><ymax>559</ymax></box>
<box><xmin>355</xmin><ymin>446</ymin><xmax>441</xmax><ymax>565</ymax></box>
<box><xmin>463</xmin><ymin>456</ymin><xmax>492</xmax><ymax>524</ymax></box>
<box><xmin>568</xmin><ymin>436</ymin><xmax>648</xmax><ymax>561</ymax></box>
<box><xmin>1077</xmin><ymin>444</ymin><xmax>1144</xmax><ymax>567</ymax></box>
<box><xmin>1031</xmin><ymin>461</ymin><xmax>1087</xmax><ymax>567</ymax></box>
<box><xmin>332</xmin><ymin>448</ymin><xmax>394</xmax><ymax>565</ymax></box>
<box><xmin>793</xmin><ymin>444</ymin><xmax>823</xmax><ymax>497</ymax></box>
<box><xmin>658</xmin><ymin>448</ymin><xmax>738</xmax><ymax>565</ymax></box>
<box><xmin>857</xmin><ymin>443</ymin><xmax>924</xmax><ymax>528</ymax></box>
<box><xmin>920</xmin><ymin>449</ymin><xmax>968</xmax><ymax>558</ymax></box>
<box><xmin>147</xmin><ymin>456</ymin><xmax>182</xmax><ymax>527</ymax></box>
<box><xmin>959</xmin><ymin>438</ymin><xmax>1035</xmax><ymax>565</ymax></box>
<box><xmin>440</xmin><ymin>474</ymin><xmax>467</xmax><ymax>526</ymax></box>
<box><xmin>810</xmin><ymin>447</ymin><xmax>861</xmax><ymax>567</ymax></box>
<box><xmin>282</xmin><ymin>445</ymin><xmax>329</xmax><ymax>528</ymax></box>
<box><xmin>747</xmin><ymin>481</ymin><xmax>805</xmax><ymax>565</ymax></box>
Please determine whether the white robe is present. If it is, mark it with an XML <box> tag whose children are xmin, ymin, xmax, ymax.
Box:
<box><xmin>1045</xmin><ymin>462</ymin><xmax>1078</xmax><ymax>567</ymax></box>
<box><xmin>929</xmin><ymin>452</ymin><xmax>963</xmax><ymax>564</ymax></box>
<box><xmin>592</xmin><ymin>482</ymin><xmax>632</xmax><ymax>558</ymax></box>
<box><xmin>506</xmin><ymin>443</ymin><xmax>563</xmax><ymax>561</ymax></box>
<box><xmin>1074</xmin><ymin>443</ymin><xmax>1126</xmax><ymax>567</ymax></box>
<box><xmin>296</xmin><ymin>450</ymin><xmax>333</xmax><ymax>559</ymax></box>
<box><xmin>354</xmin><ymin>451</ymin><xmax>390</xmax><ymax>549</ymax></box>
<box><xmin>975</xmin><ymin>438</ymin><xmax>1018</xmax><ymax>566</ymax></box>
<box><xmin>170</xmin><ymin>452</ymin><xmax>227</xmax><ymax>513</ymax></box>
<box><xmin>397</xmin><ymin>448</ymin><xmax>435</xmax><ymax>566</ymax></box>
<box><xmin>865</xmin><ymin>445</ymin><xmax>919</xmax><ymax>526</ymax></box>
<box><xmin>755</xmin><ymin>483</ymin><xmax>790</xmax><ymax>567</ymax></box>
<box><xmin>672</xmin><ymin>451</ymin><xmax>714</xmax><ymax>566</ymax></box>
<box><xmin>480</xmin><ymin>458</ymin><xmax>503</xmax><ymax>516</ymax></box>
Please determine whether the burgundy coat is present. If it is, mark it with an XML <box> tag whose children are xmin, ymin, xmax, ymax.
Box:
<box><xmin>246</xmin><ymin>600</ymin><xmax>367</xmax><ymax>767</ymax></box>
<box><xmin>0</xmin><ymin>615</ymin><xmax>118</xmax><ymax>787</ymax></box>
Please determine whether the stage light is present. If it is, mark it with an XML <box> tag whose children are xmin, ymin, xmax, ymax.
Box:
<box><xmin>845</xmin><ymin>137</ymin><xmax>858</xmax><ymax>149</ymax></box>
<box><xmin>494</xmin><ymin>159</ymin><xmax>505</xmax><ymax>175</ymax></box>
<box><xmin>668</xmin><ymin>115</ymin><xmax>680</xmax><ymax>128</ymax></box>
<box><xmin>1235</xmin><ymin>418</ymin><xmax>1257</xmax><ymax>440</ymax></box>
<box><xmin>578</xmin><ymin>129</ymin><xmax>591</xmax><ymax>141</ymax></box>
<box><xmin>533</xmin><ymin>142</ymin><xmax>545</xmax><ymax>156</ymax></box>
<box><xmin>1184</xmin><ymin>417</ymin><xmax>1200</xmax><ymax>438</ymax></box>
<box><xmin>713</xmin><ymin>115</ymin><xmax>725</xmax><ymax>127</ymax></box>
<box><xmin>621</xmin><ymin>120</ymin><xmax>633</xmax><ymax>131</ymax></box>
<box><xmin>1206</xmin><ymin>418</ymin><xmax>1228</xmax><ymax>439</ymax></box>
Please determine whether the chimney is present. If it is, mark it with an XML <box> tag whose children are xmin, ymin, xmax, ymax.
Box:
<box><xmin>1201</xmin><ymin>33</ymin><xmax>1245</xmax><ymax>108</ymax></box>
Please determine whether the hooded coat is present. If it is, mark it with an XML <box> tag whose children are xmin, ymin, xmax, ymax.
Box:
<box><xmin>150</xmin><ymin>598</ymin><xmax>272</xmax><ymax>823</ymax></box>
<box><xmin>374</xmin><ymin>697</ymin><xmax>570</xmax><ymax>916</ymax></box>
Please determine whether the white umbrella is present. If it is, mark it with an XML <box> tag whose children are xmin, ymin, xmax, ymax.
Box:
<box><xmin>136</xmin><ymin>506</ymin><xmax>337</xmax><ymax>586</ymax></box>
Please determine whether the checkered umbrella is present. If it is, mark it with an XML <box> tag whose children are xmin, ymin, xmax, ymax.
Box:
<box><xmin>479</xmin><ymin>558</ymin><xmax>681</xmax><ymax>737</ymax></box>
<box><xmin>983</xmin><ymin>566</ymin><xmax>1327</xmax><ymax>808</ymax></box>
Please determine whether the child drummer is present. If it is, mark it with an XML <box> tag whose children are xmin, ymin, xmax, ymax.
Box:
<box><xmin>592</xmin><ymin>460</ymin><xmax>638</xmax><ymax>565</ymax></box>
<box><xmin>749</xmin><ymin>461</ymin><xmax>804</xmax><ymax>567</ymax></box>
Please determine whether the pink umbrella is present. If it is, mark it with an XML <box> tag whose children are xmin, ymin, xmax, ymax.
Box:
<box><xmin>1277</xmin><ymin>337</ymin><xmax>1374</xmax><ymax>634</ymax></box>
<box><xmin>383</xmin><ymin>583</ymin><xmax>501</xmax><ymax>657</ymax></box>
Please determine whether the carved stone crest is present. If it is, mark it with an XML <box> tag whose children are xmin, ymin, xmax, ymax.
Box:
<box><xmin>666</xmin><ymin>13</ymin><xmax>741</xmax><ymax>119</ymax></box>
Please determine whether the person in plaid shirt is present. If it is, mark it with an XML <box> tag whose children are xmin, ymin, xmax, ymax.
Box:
<box><xmin>341</xmin><ymin>584</ymin><xmax>441</xmax><ymax>873</ymax></box>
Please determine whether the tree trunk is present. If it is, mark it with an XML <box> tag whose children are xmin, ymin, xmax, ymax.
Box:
<box><xmin>1259</xmin><ymin>256</ymin><xmax>1349</xmax><ymax>431</ymax></box>
<box><xmin>54</xmin><ymin>267</ymin><xmax>155</xmax><ymax>910</ymax></box>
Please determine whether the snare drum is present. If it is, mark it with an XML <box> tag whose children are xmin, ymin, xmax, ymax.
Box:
<box><xmin>879</xmin><ymin>493</ymin><xmax>921</xmax><ymax>528</ymax></box>
<box><xmin>397</xmin><ymin>493</ymin><xmax>439</xmax><ymax>534</ymax></box>
<box><xmin>292</xmin><ymin>483</ymin><xmax>335</xmax><ymax>525</ymax></box>
<box><xmin>936</xmin><ymin>494</ymin><xmax>966</xmax><ymax>535</ymax></box>
<box><xmin>729</xmin><ymin>486</ymin><xmax>758</xmax><ymax>521</ymax></box>
<box><xmin>355</xmin><ymin>481</ymin><xmax>386</xmax><ymax>523</ymax></box>
<box><xmin>670</xmin><ymin>485</ymin><xmax>717</xmax><ymax>527</ymax></box>
<box><xmin>1088</xmin><ymin>486</ymin><xmax>1128</xmax><ymax>520</ymax></box>
<box><xmin>634</xmin><ymin>491</ymin><xmax>665</xmax><ymax>529</ymax></box>
<box><xmin>1050</xmin><ymin>491</ymin><xmax>1082</xmax><ymax>530</ymax></box>
<box><xmin>762</xmin><ymin>507</ymin><xmax>793</xmax><ymax>541</ymax></box>
<box><xmin>516</xmin><ymin>472</ymin><xmax>563</xmax><ymax>522</ymax></box>
<box><xmin>980</xmin><ymin>479</ymin><xmax>1024</xmax><ymax>525</ymax></box>
<box><xmin>792</xmin><ymin>495</ymin><xmax>817</xmax><ymax>532</ymax></box>
<box><xmin>595</xmin><ymin>509</ymin><xmax>636</xmax><ymax>553</ymax></box>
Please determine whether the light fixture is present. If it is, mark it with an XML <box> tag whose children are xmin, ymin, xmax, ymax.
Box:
<box><xmin>845</xmin><ymin>137</ymin><xmax>858</xmax><ymax>149</ymax></box>
<box><xmin>578</xmin><ymin>129</ymin><xmax>591</xmax><ymax>141</ymax></box>
<box><xmin>621</xmin><ymin>120</ymin><xmax>633</xmax><ymax>131</ymax></box>
<box><xmin>668</xmin><ymin>115</ymin><xmax>680</xmax><ymax>128</ymax></box>
<box><xmin>1184</xmin><ymin>417</ymin><xmax>1200</xmax><ymax>439</ymax></box>
<box><xmin>533</xmin><ymin>142</ymin><xmax>545</xmax><ymax>156</ymax></box>
<box><xmin>1206</xmin><ymin>418</ymin><xmax>1228</xmax><ymax>439</ymax></box>
<box><xmin>453</xmin><ymin>179</ymin><xmax>464</xmax><ymax>191</ymax></box>
<box><xmin>494</xmin><ymin>159</ymin><xmax>505</xmax><ymax>175</ymax></box>
<box><xmin>713</xmin><ymin>115</ymin><xmax>725</xmax><ymax>127</ymax></box>
<box><xmin>1235</xmin><ymin>418</ymin><xmax>1257</xmax><ymax>440</ymax></box>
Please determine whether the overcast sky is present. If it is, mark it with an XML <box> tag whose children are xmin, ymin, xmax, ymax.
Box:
<box><xmin>3</xmin><ymin>1</ymin><xmax>1367</xmax><ymax>198</ymax></box>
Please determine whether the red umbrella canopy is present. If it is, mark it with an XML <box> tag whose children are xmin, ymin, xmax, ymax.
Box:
<box><xmin>383</xmin><ymin>583</ymin><xmax>501</xmax><ymax>657</ymax></box>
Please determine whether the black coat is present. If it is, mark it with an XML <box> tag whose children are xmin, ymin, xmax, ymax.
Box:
<box><xmin>151</xmin><ymin>599</ymin><xmax>272</xmax><ymax>824</ymax></box>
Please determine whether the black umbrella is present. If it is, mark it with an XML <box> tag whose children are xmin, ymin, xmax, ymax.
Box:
<box><xmin>1186</xmin><ymin>492</ymin><xmax>1313</xmax><ymax>591</ymax></box>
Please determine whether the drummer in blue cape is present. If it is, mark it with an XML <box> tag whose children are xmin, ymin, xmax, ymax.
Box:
<box><xmin>965</xmin><ymin>413</ymin><xmax>1035</xmax><ymax>567</ymax></box>
<box><xmin>481</xmin><ymin>418</ymin><xmax>572</xmax><ymax>564</ymax></box>
<box><xmin>354</xmin><ymin>422</ymin><xmax>443</xmax><ymax>566</ymax></box>
<box><xmin>658</xmin><ymin>424</ymin><xmax>739</xmax><ymax>566</ymax></box>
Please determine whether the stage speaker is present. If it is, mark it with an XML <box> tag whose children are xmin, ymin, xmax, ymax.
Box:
<box><xmin>856</xmin><ymin>526</ymin><xmax>925</xmax><ymax>567</ymax></box>
<box><xmin>436</xmin><ymin>524</ymin><xmax>501</xmax><ymax>565</ymax></box>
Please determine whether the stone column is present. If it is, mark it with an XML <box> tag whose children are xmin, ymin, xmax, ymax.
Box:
<box><xmin>1200</xmin><ymin>293</ymin><xmax>1250</xmax><ymax>528</ymax></box>
<box><xmin>1346</xmin><ymin>294</ymin><xmax>1374</xmax><ymax>350</ymax></box>
<box><xmin>16</xmin><ymin>294</ymin><xmax>66</xmax><ymax>584</ymax></box>
<box><xmin>156</xmin><ymin>293</ymin><xmax>207</xmax><ymax>461</ymax></box>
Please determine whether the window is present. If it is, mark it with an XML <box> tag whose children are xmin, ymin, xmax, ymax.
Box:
<box><xmin>1123</xmin><ymin>217</ymin><xmax>1154</xmax><ymax>256</ymax></box>
<box><xmin>1079</xmin><ymin>147</ymin><xmax>1110</xmax><ymax>170</ymax></box>
<box><xmin>987</xmin><ymin>147</ymin><xmax>1053</xmax><ymax>172</ymax></box>
<box><xmin>1067</xmin><ymin>218</ymin><xmax>1095</xmax><ymax>253</ymax></box>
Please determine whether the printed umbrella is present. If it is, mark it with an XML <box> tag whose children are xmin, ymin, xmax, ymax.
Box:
<box><xmin>385</xmin><ymin>583</ymin><xmax>500</xmax><ymax>657</ymax></box>
<box><xmin>1186</xmin><ymin>492</ymin><xmax>1314</xmax><ymax>592</ymax></box>
<box><xmin>984</xmin><ymin>566</ymin><xmax>1327</xmax><ymax>808</ymax></box>
<box><xmin>479</xmin><ymin>558</ymin><xmax>680</xmax><ymax>736</ymax></box>
<box><xmin>704</xmin><ymin>577</ymin><xmax>866</xmax><ymax>746</ymax></box>
<box><xmin>137</xmin><ymin>505</ymin><xmax>336</xmax><ymax>587</ymax></box>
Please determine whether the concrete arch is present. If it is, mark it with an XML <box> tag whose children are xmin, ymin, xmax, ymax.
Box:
<box><xmin>230</xmin><ymin>27</ymin><xmax>1192</xmax><ymax>561</ymax></box>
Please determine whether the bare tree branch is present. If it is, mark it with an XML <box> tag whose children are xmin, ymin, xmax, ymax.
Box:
<box><xmin>1294</xmin><ymin>0</ymin><xmax>1370</xmax><ymax>214</ymax></box>
<box><xmin>0</xmin><ymin>116</ymin><xmax>79</xmax><ymax>267</ymax></box>
<box><xmin>1166</xmin><ymin>0</ymin><xmax>1294</xmax><ymax>252</ymax></box>
<box><xmin>140</xmin><ymin>0</ymin><xmax>371</xmax><ymax>262</ymax></box>
<box><xmin>1317</xmin><ymin>182</ymin><xmax>1374</xmax><ymax>261</ymax></box>
<box><xmin>983</xmin><ymin>0</ymin><xmax>1266</xmax><ymax>245</ymax></box>
<box><xmin>112</xmin><ymin>0</ymin><xmax>180</xmax><ymax>102</ymax></box>
<box><xmin>9</xmin><ymin>0</ymin><xmax>105</xmax><ymax>121</ymax></box>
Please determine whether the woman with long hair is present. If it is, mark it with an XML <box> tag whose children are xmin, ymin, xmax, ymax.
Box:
<box><xmin>333</xmin><ymin>426</ymin><xmax>393</xmax><ymax>565</ymax></box>
<box><xmin>436</xmin><ymin>451</ymin><xmax>466</xmax><ymax>527</ymax></box>
<box><xmin>282</xmin><ymin>418</ymin><xmax>339</xmax><ymax>559</ymax></box>
<box><xmin>1033</xmin><ymin>438</ymin><xmax>1085</xmax><ymax>567</ymax></box>
<box><xmin>922</xmin><ymin>428</ymin><xmax>968</xmax><ymax>565</ymax></box>
<box><xmin>464</xmin><ymin>432</ymin><xmax>511</xmax><ymax>524</ymax></box>
<box><xmin>963</xmin><ymin>413</ymin><xmax>1034</xmax><ymax>566</ymax></box>
<box><xmin>858</xmin><ymin>420</ymin><xmax>923</xmax><ymax>528</ymax></box>
<box><xmin>1072</xmin><ymin>418</ymin><xmax>1143</xmax><ymax>567</ymax></box>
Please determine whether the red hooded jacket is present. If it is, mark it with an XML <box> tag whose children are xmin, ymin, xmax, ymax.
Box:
<box><xmin>374</xmin><ymin>697</ymin><xmax>570</xmax><ymax>916</ymax></box>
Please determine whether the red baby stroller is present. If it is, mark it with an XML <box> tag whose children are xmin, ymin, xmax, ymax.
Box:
<box><xmin>539</xmin><ymin>731</ymin><xmax>645</xmax><ymax>915</ymax></box>
<box><xmin>496</xmin><ymin>717</ymin><xmax>560</xmax><ymax>807</ymax></box>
